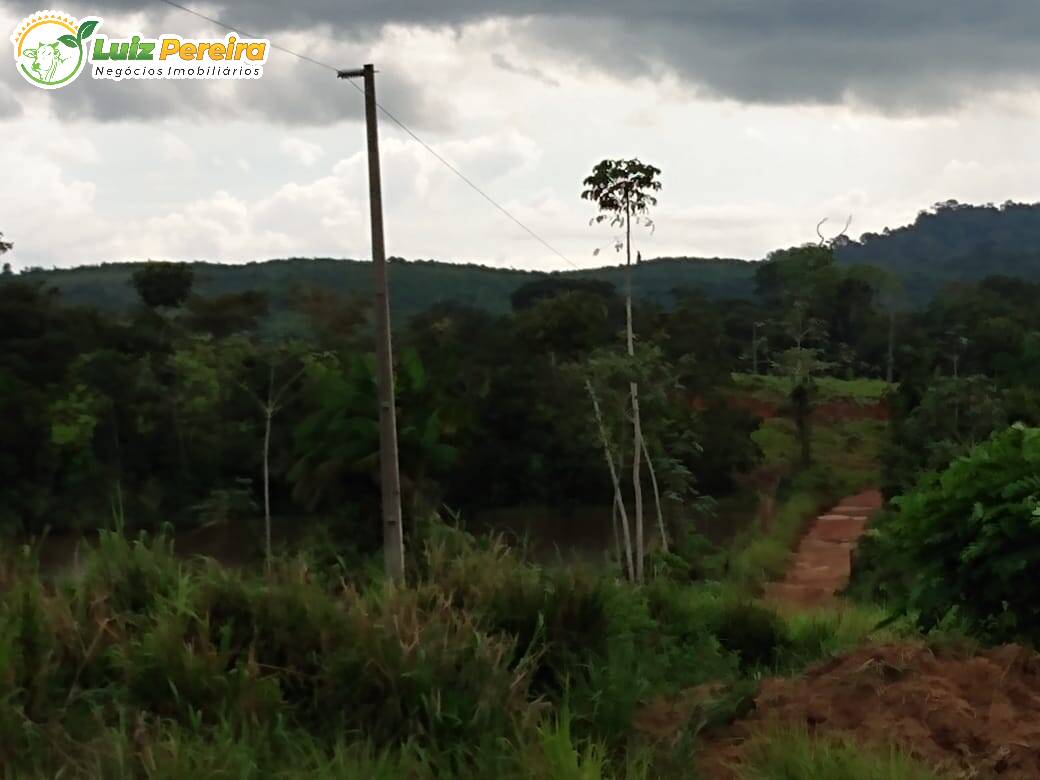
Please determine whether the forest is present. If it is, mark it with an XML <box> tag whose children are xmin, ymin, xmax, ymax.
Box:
<box><xmin>5</xmin><ymin>189</ymin><xmax>1040</xmax><ymax>778</ymax></box>
<box><xmin>18</xmin><ymin>200</ymin><xmax>1040</xmax><ymax>324</ymax></box>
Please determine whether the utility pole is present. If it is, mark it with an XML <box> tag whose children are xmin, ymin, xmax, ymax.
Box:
<box><xmin>338</xmin><ymin>63</ymin><xmax>405</xmax><ymax>584</ymax></box>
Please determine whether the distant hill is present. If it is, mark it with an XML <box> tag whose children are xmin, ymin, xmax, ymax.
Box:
<box><xmin>16</xmin><ymin>200</ymin><xmax>1040</xmax><ymax>319</ymax></box>
<box><xmin>16</xmin><ymin>255</ymin><xmax>757</xmax><ymax>324</ymax></box>
<box><xmin>836</xmin><ymin>200</ymin><xmax>1040</xmax><ymax>303</ymax></box>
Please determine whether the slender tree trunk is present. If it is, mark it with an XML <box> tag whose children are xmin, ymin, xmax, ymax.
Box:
<box><xmin>263</xmin><ymin>407</ymin><xmax>272</xmax><ymax>571</ymax></box>
<box><xmin>752</xmin><ymin>323</ymin><xmax>758</xmax><ymax>375</ymax></box>
<box><xmin>262</xmin><ymin>365</ymin><xmax>274</xmax><ymax>570</ymax></box>
<box><xmin>886</xmin><ymin>310</ymin><xmax>895</xmax><ymax>384</ymax></box>
<box><xmin>641</xmin><ymin>437</ymin><xmax>668</xmax><ymax>554</ymax></box>
<box><xmin>586</xmin><ymin>378</ymin><xmax>634</xmax><ymax>581</ymax></box>
<box><xmin>610</xmin><ymin>481</ymin><xmax>622</xmax><ymax>565</ymax></box>
<box><xmin>109</xmin><ymin>404</ymin><xmax>126</xmax><ymax>530</ymax></box>
<box><xmin>113</xmin><ymin>479</ymin><xmax>125</xmax><ymax>529</ymax></box>
<box><xmin>624</xmin><ymin>192</ymin><xmax>645</xmax><ymax>583</ymax></box>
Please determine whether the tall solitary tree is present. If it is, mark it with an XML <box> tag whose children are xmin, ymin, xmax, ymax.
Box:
<box><xmin>582</xmin><ymin>158</ymin><xmax>661</xmax><ymax>583</ymax></box>
<box><xmin>238</xmin><ymin>344</ymin><xmax>312</xmax><ymax>571</ymax></box>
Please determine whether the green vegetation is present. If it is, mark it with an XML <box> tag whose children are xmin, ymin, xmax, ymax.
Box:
<box><xmin>727</xmin><ymin>488</ymin><xmax>827</xmax><ymax>590</ymax></box>
<box><xmin>852</xmin><ymin>425</ymin><xmax>1040</xmax><ymax>643</ymax></box>
<box><xmin>0</xmin><ymin>522</ymin><xmax>911</xmax><ymax>778</ymax></box>
<box><xmin>837</xmin><ymin>200</ymin><xmax>1040</xmax><ymax>305</ymax></box>
<box><xmin>732</xmin><ymin>373</ymin><xmax>890</xmax><ymax>405</ymax></box>
<box><xmin>724</xmin><ymin>414</ymin><xmax>884</xmax><ymax>590</ymax></box>
<box><xmin>12</xmin><ymin>198</ymin><xmax>1040</xmax><ymax>776</ymax></box>
<box><xmin>736</xmin><ymin>728</ymin><xmax>943</xmax><ymax>780</ymax></box>
<box><xmin>755</xmin><ymin>419</ymin><xmax>885</xmax><ymax>491</ymax></box>
<box><xmin>22</xmin><ymin>201</ymin><xmax>1040</xmax><ymax>324</ymax></box>
<box><xmin>17</xmin><ymin>255</ymin><xmax>757</xmax><ymax>329</ymax></box>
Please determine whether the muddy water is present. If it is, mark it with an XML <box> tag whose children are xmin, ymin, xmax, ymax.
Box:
<box><xmin>27</xmin><ymin>497</ymin><xmax>744</xmax><ymax>577</ymax></box>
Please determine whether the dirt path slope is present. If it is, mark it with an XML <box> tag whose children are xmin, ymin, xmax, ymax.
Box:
<box><xmin>763</xmin><ymin>488</ymin><xmax>883</xmax><ymax>608</ymax></box>
<box><xmin>701</xmin><ymin>642</ymin><xmax>1040</xmax><ymax>779</ymax></box>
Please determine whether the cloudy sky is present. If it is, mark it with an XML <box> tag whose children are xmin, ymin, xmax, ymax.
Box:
<box><xmin>4</xmin><ymin>1</ymin><xmax>1040</xmax><ymax>271</ymax></box>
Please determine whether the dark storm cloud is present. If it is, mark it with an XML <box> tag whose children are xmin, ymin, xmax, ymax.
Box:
<box><xmin>7</xmin><ymin>1</ymin><xmax>1040</xmax><ymax>115</ymax></box>
<box><xmin>1</xmin><ymin>33</ymin><xmax>452</xmax><ymax>129</ymax></box>
<box><xmin>2</xmin><ymin>2</ymin><xmax>452</xmax><ymax>127</ymax></box>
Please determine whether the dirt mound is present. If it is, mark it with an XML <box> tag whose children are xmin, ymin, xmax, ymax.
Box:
<box><xmin>701</xmin><ymin>643</ymin><xmax>1040</xmax><ymax>778</ymax></box>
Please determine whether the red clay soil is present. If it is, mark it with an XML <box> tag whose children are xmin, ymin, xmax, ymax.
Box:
<box><xmin>699</xmin><ymin>642</ymin><xmax>1040</xmax><ymax>779</ymax></box>
<box><xmin>721</xmin><ymin>396</ymin><xmax>889</xmax><ymax>422</ymax></box>
<box><xmin>763</xmin><ymin>489</ymin><xmax>883</xmax><ymax>609</ymax></box>
<box><xmin>638</xmin><ymin>489</ymin><xmax>1040</xmax><ymax>777</ymax></box>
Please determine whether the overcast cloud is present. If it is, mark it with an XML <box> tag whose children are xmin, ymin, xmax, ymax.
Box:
<box><xmin>3</xmin><ymin>2</ymin><xmax>1040</xmax><ymax>270</ymax></box>
<box><xmin>8</xmin><ymin>0</ymin><xmax>1040</xmax><ymax>113</ymax></box>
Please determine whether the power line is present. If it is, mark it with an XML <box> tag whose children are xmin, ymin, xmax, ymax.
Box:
<box><xmin>155</xmin><ymin>0</ymin><xmax>579</xmax><ymax>268</ymax></box>
<box><xmin>156</xmin><ymin>0</ymin><xmax>337</xmax><ymax>73</ymax></box>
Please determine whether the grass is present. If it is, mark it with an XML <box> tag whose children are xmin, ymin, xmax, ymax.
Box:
<box><xmin>0</xmin><ymin>401</ymin><xmax>913</xmax><ymax>779</ymax></box>
<box><xmin>732</xmin><ymin>373</ymin><xmax>892</xmax><ymax>405</ymax></box>
<box><xmin>726</xmin><ymin>489</ymin><xmax>824</xmax><ymax>589</ymax></box>
<box><xmin>0</xmin><ymin>515</ymin><xmax>929</xmax><ymax>778</ymax></box>
<box><xmin>733</xmin><ymin>727</ymin><xmax>944</xmax><ymax>780</ymax></box>
<box><xmin>753</xmin><ymin>418</ymin><xmax>885</xmax><ymax>491</ymax></box>
<box><xmin>778</xmin><ymin>601</ymin><xmax>917</xmax><ymax>669</ymax></box>
<box><xmin>726</xmin><ymin>416</ymin><xmax>885</xmax><ymax>591</ymax></box>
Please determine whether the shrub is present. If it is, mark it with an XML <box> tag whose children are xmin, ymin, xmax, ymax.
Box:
<box><xmin>422</xmin><ymin>527</ymin><xmax>617</xmax><ymax>698</ymax></box>
<box><xmin>76</xmin><ymin>528</ymin><xmax>184</xmax><ymax>616</ymax></box>
<box><xmin>854</xmin><ymin>424</ymin><xmax>1040</xmax><ymax>643</ymax></box>
<box><xmin>708</xmin><ymin>599</ymin><xmax>790</xmax><ymax>669</ymax></box>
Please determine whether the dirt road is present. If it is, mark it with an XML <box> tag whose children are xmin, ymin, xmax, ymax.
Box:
<box><xmin>763</xmin><ymin>488</ymin><xmax>883</xmax><ymax>608</ymax></box>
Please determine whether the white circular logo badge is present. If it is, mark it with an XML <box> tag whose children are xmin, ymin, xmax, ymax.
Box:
<box><xmin>11</xmin><ymin>10</ymin><xmax>101</xmax><ymax>89</ymax></box>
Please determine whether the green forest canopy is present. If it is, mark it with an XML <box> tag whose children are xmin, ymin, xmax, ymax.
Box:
<box><xmin>14</xmin><ymin>200</ymin><xmax>1040</xmax><ymax>323</ymax></box>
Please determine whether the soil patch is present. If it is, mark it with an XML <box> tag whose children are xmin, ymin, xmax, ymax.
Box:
<box><xmin>699</xmin><ymin>642</ymin><xmax>1040</xmax><ymax>779</ymax></box>
<box><xmin>763</xmin><ymin>489</ymin><xmax>882</xmax><ymax>609</ymax></box>
<box><xmin>717</xmin><ymin>396</ymin><xmax>889</xmax><ymax>422</ymax></box>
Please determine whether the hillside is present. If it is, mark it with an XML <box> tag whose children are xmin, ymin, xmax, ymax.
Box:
<box><xmin>17</xmin><ymin>255</ymin><xmax>757</xmax><ymax>323</ymax></box>
<box><xmin>836</xmin><ymin>200</ymin><xmax>1040</xmax><ymax>303</ymax></box>
<box><xmin>16</xmin><ymin>200</ymin><xmax>1040</xmax><ymax>318</ymax></box>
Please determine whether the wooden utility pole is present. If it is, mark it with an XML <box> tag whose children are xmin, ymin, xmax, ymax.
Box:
<box><xmin>338</xmin><ymin>63</ymin><xmax>406</xmax><ymax>584</ymax></box>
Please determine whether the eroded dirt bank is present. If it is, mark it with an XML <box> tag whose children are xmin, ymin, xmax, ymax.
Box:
<box><xmin>701</xmin><ymin>642</ymin><xmax>1040</xmax><ymax>779</ymax></box>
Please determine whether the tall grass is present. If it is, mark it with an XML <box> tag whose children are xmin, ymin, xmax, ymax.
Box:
<box><xmin>778</xmin><ymin>601</ymin><xmax>917</xmax><ymax>669</ymax></box>
<box><xmin>733</xmin><ymin>726</ymin><xmax>943</xmax><ymax>780</ymax></box>
<box><xmin>727</xmin><ymin>491</ymin><xmax>824</xmax><ymax>590</ymax></box>
<box><xmin>0</xmin><ymin>513</ymin><xmax>924</xmax><ymax>777</ymax></box>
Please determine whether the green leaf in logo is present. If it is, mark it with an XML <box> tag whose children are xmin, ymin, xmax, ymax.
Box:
<box><xmin>77</xmin><ymin>19</ymin><xmax>99</xmax><ymax>40</ymax></box>
<box><xmin>58</xmin><ymin>34</ymin><xmax>78</xmax><ymax>48</ymax></box>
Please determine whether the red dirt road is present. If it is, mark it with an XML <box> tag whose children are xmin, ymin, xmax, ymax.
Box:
<box><xmin>763</xmin><ymin>489</ymin><xmax>883</xmax><ymax>608</ymax></box>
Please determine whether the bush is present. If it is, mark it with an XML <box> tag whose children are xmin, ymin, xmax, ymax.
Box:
<box><xmin>0</xmin><ymin>531</ymin><xmax>545</xmax><ymax>776</ymax></box>
<box><xmin>852</xmin><ymin>424</ymin><xmax>1040</xmax><ymax>643</ymax></box>
<box><xmin>76</xmin><ymin>528</ymin><xmax>184</xmax><ymax>615</ymax></box>
<box><xmin>708</xmin><ymin>599</ymin><xmax>790</xmax><ymax>669</ymax></box>
<box><xmin>421</xmin><ymin>527</ymin><xmax>621</xmax><ymax>698</ymax></box>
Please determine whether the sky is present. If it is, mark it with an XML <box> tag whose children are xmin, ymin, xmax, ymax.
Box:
<box><xmin>4</xmin><ymin>1</ymin><xmax>1040</xmax><ymax>271</ymax></box>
